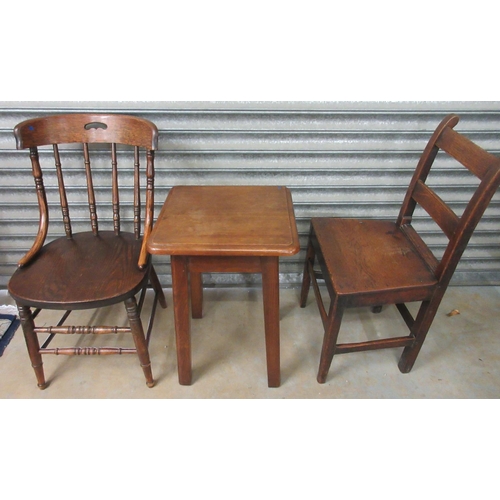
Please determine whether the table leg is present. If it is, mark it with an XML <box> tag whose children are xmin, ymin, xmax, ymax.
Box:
<box><xmin>261</xmin><ymin>256</ymin><xmax>281</xmax><ymax>388</ymax></box>
<box><xmin>170</xmin><ymin>255</ymin><xmax>192</xmax><ymax>385</ymax></box>
<box><xmin>190</xmin><ymin>271</ymin><xmax>203</xmax><ymax>319</ymax></box>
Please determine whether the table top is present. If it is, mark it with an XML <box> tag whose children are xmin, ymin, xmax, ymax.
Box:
<box><xmin>147</xmin><ymin>185</ymin><xmax>300</xmax><ymax>256</ymax></box>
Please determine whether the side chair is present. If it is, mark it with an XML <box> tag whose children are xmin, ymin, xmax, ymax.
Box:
<box><xmin>300</xmin><ymin>114</ymin><xmax>500</xmax><ymax>383</ymax></box>
<box><xmin>8</xmin><ymin>113</ymin><xmax>167</xmax><ymax>389</ymax></box>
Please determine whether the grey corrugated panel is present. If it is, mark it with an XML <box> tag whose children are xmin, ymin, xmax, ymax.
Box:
<box><xmin>1</xmin><ymin>101</ymin><xmax>500</xmax><ymax>289</ymax></box>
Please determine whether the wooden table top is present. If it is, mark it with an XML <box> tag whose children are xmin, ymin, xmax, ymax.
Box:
<box><xmin>147</xmin><ymin>185</ymin><xmax>300</xmax><ymax>256</ymax></box>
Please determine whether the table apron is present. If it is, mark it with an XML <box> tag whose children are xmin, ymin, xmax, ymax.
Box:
<box><xmin>187</xmin><ymin>255</ymin><xmax>264</xmax><ymax>273</ymax></box>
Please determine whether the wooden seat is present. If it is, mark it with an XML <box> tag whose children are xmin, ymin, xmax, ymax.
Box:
<box><xmin>300</xmin><ymin>114</ymin><xmax>500</xmax><ymax>383</ymax></box>
<box><xmin>8</xmin><ymin>114</ymin><xmax>167</xmax><ymax>389</ymax></box>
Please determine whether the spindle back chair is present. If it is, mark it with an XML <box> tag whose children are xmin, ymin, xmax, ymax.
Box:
<box><xmin>8</xmin><ymin>113</ymin><xmax>167</xmax><ymax>389</ymax></box>
<box><xmin>300</xmin><ymin>114</ymin><xmax>500</xmax><ymax>383</ymax></box>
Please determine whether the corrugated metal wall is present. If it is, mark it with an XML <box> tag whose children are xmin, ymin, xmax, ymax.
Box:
<box><xmin>1</xmin><ymin>101</ymin><xmax>499</xmax><ymax>289</ymax></box>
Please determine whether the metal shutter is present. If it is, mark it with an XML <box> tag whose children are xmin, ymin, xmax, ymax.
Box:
<box><xmin>1</xmin><ymin>101</ymin><xmax>499</xmax><ymax>289</ymax></box>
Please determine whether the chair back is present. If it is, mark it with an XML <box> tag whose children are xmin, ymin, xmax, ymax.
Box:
<box><xmin>14</xmin><ymin>114</ymin><xmax>158</xmax><ymax>268</ymax></box>
<box><xmin>397</xmin><ymin>114</ymin><xmax>500</xmax><ymax>286</ymax></box>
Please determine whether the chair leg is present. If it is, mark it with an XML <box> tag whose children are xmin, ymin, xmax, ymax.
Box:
<box><xmin>18</xmin><ymin>305</ymin><xmax>48</xmax><ymax>390</ymax></box>
<box><xmin>149</xmin><ymin>265</ymin><xmax>167</xmax><ymax>309</ymax></box>
<box><xmin>125</xmin><ymin>297</ymin><xmax>155</xmax><ymax>388</ymax></box>
<box><xmin>398</xmin><ymin>299</ymin><xmax>439</xmax><ymax>373</ymax></box>
<box><xmin>300</xmin><ymin>239</ymin><xmax>315</xmax><ymax>308</ymax></box>
<box><xmin>317</xmin><ymin>296</ymin><xmax>345</xmax><ymax>384</ymax></box>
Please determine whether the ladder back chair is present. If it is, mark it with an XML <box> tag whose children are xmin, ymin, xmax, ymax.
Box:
<box><xmin>8</xmin><ymin>114</ymin><xmax>167</xmax><ymax>389</ymax></box>
<box><xmin>300</xmin><ymin>114</ymin><xmax>500</xmax><ymax>384</ymax></box>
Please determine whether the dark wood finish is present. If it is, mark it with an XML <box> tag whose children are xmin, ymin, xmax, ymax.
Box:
<box><xmin>125</xmin><ymin>296</ymin><xmax>154</xmax><ymax>388</ymax></box>
<box><xmin>18</xmin><ymin>305</ymin><xmax>46</xmax><ymax>389</ymax></box>
<box><xmin>8</xmin><ymin>114</ymin><xmax>166</xmax><ymax>389</ymax></box>
<box><xmin>10</xmin><ymin>232</ymin><xmax>150</xmax><ymax>309</ymax></box>
<box><xmin>147</xmin><ymin>185</ymin><xmax>300</xmax><ymax>387</ymax></box>
<box><xmin>14</xmin><ymin>113</ymin><xmax>158</xmax><ymax>150</ymax></box>
<box><xmin>300</xmin><ymin>114</ymin><xmax>500</xmax><ymax>383</ymax></box>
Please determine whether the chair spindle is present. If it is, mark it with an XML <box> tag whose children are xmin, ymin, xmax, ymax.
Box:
<box><xmin>134</xmin><ymin>146</ymin><xmax>141</xmax><ymax>239</ymax></box>
<box><xmin>83</xmin><ymin>143</ymin><xmax>98</xmax><ymax>234</ymax></box>
<box><xmin>111</xmin><ymin>143</ymin><xmax>120</xmax><ymax>235</ymax></box>
<box><xmin>53</xmin><ymin>144</ymin><xmax>72</xmax><ymax>238</ymax></box>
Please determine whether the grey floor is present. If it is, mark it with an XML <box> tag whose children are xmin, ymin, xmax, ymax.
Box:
<box><xmin>2</xmin><ymin>285</ymin><xmax>498</xmax><ymax>500</ymax></box>
<box><xmin>1</xmin><ymin>284</ymin><xmax>499</xmax><ymax>399</ymax></box>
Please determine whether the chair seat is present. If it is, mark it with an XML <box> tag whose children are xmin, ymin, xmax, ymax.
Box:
<box><xmin>8</xmin><ymin>231</ymin><xmax>149</xmax><ymax>310</ymax></box>
<box><xmin>312</xmin><ymin>218</ymin><xmax>438</xmax><ymax>304</ymax></box>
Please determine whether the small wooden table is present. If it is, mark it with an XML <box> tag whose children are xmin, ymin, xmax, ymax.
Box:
<box><xmin>147</xmin><ymin>185</ymin><xmax>300</xmax><ymax>387</ymax></box>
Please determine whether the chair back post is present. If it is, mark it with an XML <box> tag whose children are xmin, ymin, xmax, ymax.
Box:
<box><xmin>18</xmin><ymin>146</ymin><xmax>49</xmax><ymax>267</ymax></box>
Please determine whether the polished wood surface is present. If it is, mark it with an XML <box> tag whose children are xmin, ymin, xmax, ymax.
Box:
<box><xmin>14</xmin><ymin>113</ymin><xmax>158</xmax><ymax>150</ymax></box>
<box><xmin>148</xmin><ymin>185</ymin><xmax>300</xmax><ymax>387</ymax></box>
<box><xmin>311</xmin><ymin>219</ymin><xmax>437</xmax><ymax>301</ymax></box>
<box><xmin>9</xmin><ymin>232</ymin><xmax>149</xmax><ymax>309</ymax></box>
<box><xmin>147</xmin><ymin>185</ymin><xmax>299</xmax><ymax>255</ymax></box>
<box><xmin>8</xmin><ymin>114</ymin><xmax>166</xmax><ymax>389</ymax></box>
<box><xmin>300</xmin><ymin>114</ymin><xmax>500</xmax><ymax>384</ymax></box>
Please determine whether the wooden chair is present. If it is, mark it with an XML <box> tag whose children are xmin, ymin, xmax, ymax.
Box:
<box><xmin>8</xmin><ymin>114</ymin><xmax>167</xmax><ymax>389</ymax></box>
<box><xmin>300</xmin><ymin>114</ymin><xmax>500</xmax><ymax>383</ymax></box>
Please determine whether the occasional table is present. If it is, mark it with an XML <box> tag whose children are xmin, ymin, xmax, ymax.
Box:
<box><xmin>147</xmin><ymin>185</ymin><xmax>300</xmax><ymax>387</ymax></box>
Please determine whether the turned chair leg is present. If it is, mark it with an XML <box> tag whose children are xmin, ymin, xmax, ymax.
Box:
<box><xmin>18</xmin><ymin>305</ymin><xmax>48</xmax><ymax>390</ymax></box>
<box><xmin>125</xmin><ymin>297</ymin><xmax>155</xmax><ymax>387</ymax></box>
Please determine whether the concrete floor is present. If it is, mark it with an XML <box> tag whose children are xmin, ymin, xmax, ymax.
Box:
<box><xmin>0</xmin><ymin>285</ymin><xmax>499</xmax><ymax>399</ymax></box>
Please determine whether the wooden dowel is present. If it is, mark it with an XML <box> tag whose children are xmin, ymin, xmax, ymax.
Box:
<box><xmin>83</xmin><ymin>143</ymin><xmax>98</xmax><ymax>234</ymax></box>
<box><xmin>111</xmin><ymin>143</ymin><xmax>120</xmax><ymax>234</ymax></box>
<box><xmin>53</xmin><ymin>144</ymin><xmax>72</xmax><ymax>238</ymax></box>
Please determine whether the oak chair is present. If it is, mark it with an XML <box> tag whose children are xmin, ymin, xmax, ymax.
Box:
<box><xmin>8</xmin><ymin>114</ymin><xmax>167</xmax><ymax>389</ymax></box>
<box><xmin>300</xmin><ymin>114</ymin><xmax>500</xmax><ymax>383</ymax></box>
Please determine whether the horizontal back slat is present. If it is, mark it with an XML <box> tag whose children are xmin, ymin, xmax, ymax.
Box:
<box><xmin>14</xmin><ymin>114</ymin><xmax>158</xmax><ymax>150</ymax></box>
<box><xmin>437</xmin><ymin>127</ymin><xmax>500</xmax><ymax>180</ymax></box>
<box><xmin>412</xmin><ymin>180</ymin><xmax>460</xmax><ymax>239</ymax></box>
